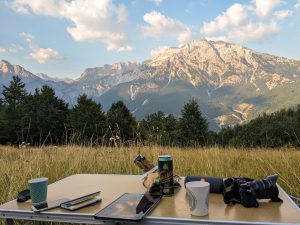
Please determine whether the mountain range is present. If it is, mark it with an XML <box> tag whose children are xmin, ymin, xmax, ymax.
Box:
<box><xmin>1</xmin><ymin>40</ymin><xmax>300</xmax><ymax>130</ymax></box>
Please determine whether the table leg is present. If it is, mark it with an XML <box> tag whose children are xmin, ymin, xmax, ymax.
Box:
<box><xmin>6</xmin><ymin>219</ymin><xmax>13</xmax><ymax>225</ymax></box>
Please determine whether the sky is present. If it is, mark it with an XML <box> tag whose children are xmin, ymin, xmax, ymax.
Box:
<box><xmin>0</xmin><ymin>0</ymin><xmax>300</xmax><ymax>79</ymax></box>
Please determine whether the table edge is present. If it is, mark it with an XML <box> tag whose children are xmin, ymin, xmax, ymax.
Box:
<box><xmin>0</xmin><ymin>174</ymin><xmax>299</xmax><ymax>225</ymax></box>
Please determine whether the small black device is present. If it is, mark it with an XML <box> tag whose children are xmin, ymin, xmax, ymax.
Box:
<box><xmin>17</xmin><ymin>189</ymin><xmax>31</xmax><ymax>202</ymax></box>
<box><xmin>31</xmin><ymin>198</ymin><xmax>70</xmax><ymax>212</ymax></box>
<box><xmin>95</xmin><ymin>193</ymin><xmax>161</xmax><ymax>222</ymax></box>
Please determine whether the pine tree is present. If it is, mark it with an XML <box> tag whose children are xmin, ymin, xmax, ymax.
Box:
<box><xmin>140</xmin><ymin>111</ymin><xmax>166</xmax><ymax>144</ymax></box>
<box><xmin>178</xmin><ymin>99</ymin><xmax>208</xmax><ymax>146</ymax></box>
<box><xmin>164</xmin><ymin>114</ymin><xmax>179</xmax><ymax>145</ymax></box>
<box><xmin>0</xmin><ymin>76</ymin><xmax>27</xmax><ymax>144</ymax></box>
<box><xmin>67</xmin><ymin>94</ymin><xmax>106</xmax><ymax>144</ymax></box>
<box><xmin>22</xmin><ymin>85</ymin><xmax>68</xmax><ymax>145</ymax></box>
<box><xmin>107</xmin><ymin>101</ymin><xmax>137</xmax><ymax>142</ymax></box>
<box><xmin>140</xmin><ymin>111</ymin><xmax>178</xmax><ymax>145</ymax></box>
<box><xmin>2</xmin><ymin>76</ymin><xmax>27</xmax><ymax>109</ymax></box>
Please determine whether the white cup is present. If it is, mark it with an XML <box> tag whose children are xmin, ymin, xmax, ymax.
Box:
<box><xmin>186</xmin><ymin>181</ymin><xmax>210</xmax><ymax>216</ymax></box>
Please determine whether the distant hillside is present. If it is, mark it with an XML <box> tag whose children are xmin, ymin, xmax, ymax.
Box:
<box><xmin>1</xmin><ymin>39</ymin><xmax>300</xmax><ymax>130</ymax></box>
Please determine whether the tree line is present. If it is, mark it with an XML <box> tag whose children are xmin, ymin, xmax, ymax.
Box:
<box><xmin>0</xmin><ymin>76</ymin><xmax>299</xmax><ymax>148</ymax></box>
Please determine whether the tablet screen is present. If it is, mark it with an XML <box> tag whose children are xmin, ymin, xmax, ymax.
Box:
<box><xmin>94</xmin><ymin>193</ymin><xmax>161</xmax><ymax>222</ymax></box>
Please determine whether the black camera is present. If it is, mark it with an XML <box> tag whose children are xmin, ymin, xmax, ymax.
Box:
<box><xmin>223</xmin><ymin>175</ymin><xmax>282</xmax><ymax>208</ymax></box>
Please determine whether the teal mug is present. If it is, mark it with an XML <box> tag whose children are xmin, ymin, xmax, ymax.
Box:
<box><xmin>28</xmin><ymin>177</ymin><xmax>48</xmax><ymax>205</ymax></box>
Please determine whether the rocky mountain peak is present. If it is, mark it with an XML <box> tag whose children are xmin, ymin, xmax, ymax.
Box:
<box><xmin>145</xmin><ymin>40</ymin><xmax>300</xmax><ymax>88</ymax></box>
<box><xmin>0</xmin><ymin>60</ymin><xmax>14</xmax><ymax>74</ymax></box>
<box><xmin>110</xmin><ymin>61</ymin><xmax>140</xmax><ymax>71</ymax></box>
<box><xmin>148</xmin><ymin>39</ymin><xmax>255</xmax><ymax>68</ymax></box>
<box><xmin>35</xmin><ymin>73</ymin><xmax>50</xmax><ymax>79</ymax></box>
<box><xmin>0</xmin><ymin>60</ymin><xmax>37</xmax><ymax>79</ymax></box>
<box><xmin>80</xmin><ymin>61</ymin><xmax>140</xmax><ymax>80</ymax></box>
<box><xmin>36</xmin><ymin>73</ymin><xmax>74</xmax><ymax>83</ymax></box>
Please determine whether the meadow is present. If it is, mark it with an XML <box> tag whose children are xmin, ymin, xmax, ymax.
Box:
<box><xmin>0</xmin><ymin>145</ymin><xmax>300</xmax><ymax>207</ymax></box>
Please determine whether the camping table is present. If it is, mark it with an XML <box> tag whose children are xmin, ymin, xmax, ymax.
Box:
<box><xmin>0</xmin><ymin>174</ymin><xmax>300</xmax><ymax>225</ymax></box>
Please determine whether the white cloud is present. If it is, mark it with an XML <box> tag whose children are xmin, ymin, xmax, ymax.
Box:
<box><xmin>200</xmin><ymin>0</ymin><xmax>288</xmax><ymax>43</ymax></box>
<box><xmin>252</xmin><ymin>0</ymin><xmax>282</xmax><ymax>18</ymax></box>
<box><xmin>9</xmin><ymin>0</ymin><xmax>132</xmax><ymax>52</ymax></box>
<box><xmin>273</xmin><ymin>10</ymin><xmax>293</xmax><ymax>20</ymax></box>
<box><xmin>205</xmin><ymin>22</ymin><xmax>279</xmax><ymax>43</ymax></box>
<box><xmin>150</xmin><ymin>46</ymin><xmax>169</xmax><ymax>57</ymax></box>
<box><xmin>0</xmin><ymin>48</ymin><xmax>6</xmax><ymax>53</ymax></box>
<box><xmin>201</xmin><ymin>3</ymin><xmax>249</xmax><ymax>36</ymax></box>
<box><xmin>10</xmin><ymin>0</ymin><xmax>64</xmax><ymax>16</ymax></box>
<box><xmin>153</xmin><ymin>0</ymin><xmax>163</xmax><ymax>6</ymax></box>
<box><xmin>30</xmin><ymin>48</ymin><xmax>62</xmax><ymax>64</ymax></box>
<box><xmin>225</xmin><ymin>21</ymin><xmax>279</xmax><ymax>43</ymax></box>
<box><xmin>20</xmin><ymin>32</ymin><xmax>62</xmax><ymax>64</ymax></box>
<box><xmin>294</xmin><ymin>0</ymin><xmax>300</xmax><ymax>9</ymax></box>
<box><xmin>142</xmin><ymin>11</ymin><xmax>192</xmax><ymax>44</ymax></box>
<box><xmin>19</xmin><ymin>32</ymin><xmax>34</xmax><ymax>39</ymax></box>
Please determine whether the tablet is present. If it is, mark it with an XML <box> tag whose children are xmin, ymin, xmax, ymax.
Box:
<box><xmin>94</xmin><ymin>193</ymin><xmax>161</xmax><ymax>222</ymax></box>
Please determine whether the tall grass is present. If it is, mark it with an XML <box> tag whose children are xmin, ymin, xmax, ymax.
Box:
<box><xmin>0</xmin><ymin>145</ymin><xmax>299</xmax><ymax>206</ymax></box>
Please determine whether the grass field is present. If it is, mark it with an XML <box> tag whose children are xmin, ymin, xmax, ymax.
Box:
<box><xmin>0</xmin><ymin>145</ymin><xmax>299</xmax><ymax>208</ymax></box>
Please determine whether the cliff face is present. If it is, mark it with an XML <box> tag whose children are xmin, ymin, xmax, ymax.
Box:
<box><xmin>146</xmin><ymin>40</ymin><xmax>300</xmax><ymax>89</ymax></box>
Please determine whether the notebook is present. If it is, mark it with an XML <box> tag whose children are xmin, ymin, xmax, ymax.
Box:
<box><xmin>60</xmin><ymin>191</ymin><xmax>101</xmax><ymax>211</ymax></box>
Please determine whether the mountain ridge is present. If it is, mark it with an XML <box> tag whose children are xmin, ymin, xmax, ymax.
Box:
<box><xmin>1</xmin><ymin>39</ymin><xmax>300</xmax><ymax>130</ymax></box>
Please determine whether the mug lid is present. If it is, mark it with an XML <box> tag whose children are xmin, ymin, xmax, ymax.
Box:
<box><xmin>28</xmin><ymin>177</ymin><xmax>48</xmax><ymax>183</ymax></box>
<box><xmin>186</xmin><ymin>181</ymin><xmax>210</xmax><ymax>188</ymax></box>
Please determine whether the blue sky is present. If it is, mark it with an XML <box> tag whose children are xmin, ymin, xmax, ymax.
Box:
<box><xmin>0</xmin><ymin>0</ymin><xmax>299</xmax><ymax>79</ymax></box>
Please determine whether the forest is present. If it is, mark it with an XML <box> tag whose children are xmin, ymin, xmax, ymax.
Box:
<box><xmin>1</xmin><ymin>76</ymin><xmax>300</xmax><ymax>148</ymax></box>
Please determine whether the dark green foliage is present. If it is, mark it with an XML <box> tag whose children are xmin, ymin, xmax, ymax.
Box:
<box><xmin>164</xmin><ymin>114</ymin><xmax>179</xmax><ymax>143</ymax></box>
<box><xmin>107</xmin><ymin>101</ymin><xmax>137</xmax><ymax>142</ymax></box>
<box><xmin>207</xmin><ymin>131</ymin><xmax>219</xmax><ymax>146</ymax></box>
<box><xmin>67</xmin><ymin>94</ymin><xmax>106</xmax><ymax>144</ymax></box>
<box><xmin>219</xmin><ymin>107</ymin><xmax>300</xmax><ymax>148</ymax></box>
<box><xmin>0</xmin><ymin>76</ymin><xmax>27</xmax><ymax>144</ymax></box>
<box><xmin>1</xmin><ymin>76</ymin><xmax>27</xmax><ymax>109</ymax></box>
<box><xmin>139</xmin><ymin>111</ymin><xmax>178</xmax><ymax>145</ymax></box>
<box><xmin>22</xmin><ymin>85</ymin><xmax>69</xmax><ymax>145</ymax></box>
<box><xmin>218</xmin><ymin>125</ymin><xmax>241</xmax><ymax>147</ymax></box>
<box><xmin>178</xmin><ymin>99</ymin><xmax>209</xmax><ymax>146</ymax></box>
